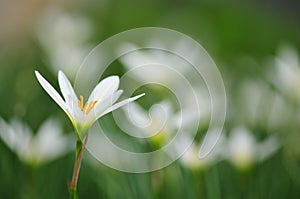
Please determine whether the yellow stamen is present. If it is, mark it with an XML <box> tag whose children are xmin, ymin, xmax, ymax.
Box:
<box><xmin>82</xmin><ymin>102</ymin><xmax>88</xmax><ymax>112</ymax></box>
<box><xmin>77</xmin><ymin>99</ymin><xmax>81</xmax><ymax>109</ymax></box>
<box><xmin>78</xmin><ymin>96</ymin><xmax>84</xmax><ymax>110</ymax></box>
<box><xmin>77</xmin><ymin>95</ymin><xmax>98</xmax><ymax>115</ymax></box>
<box><xmin>86</xmin><ymin>100</ymin><xmax>98</xmax><ymax>115</ymax></box>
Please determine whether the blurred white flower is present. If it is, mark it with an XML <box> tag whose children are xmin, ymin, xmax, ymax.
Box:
<box><xmin>237</xmin><ymin>79</ymin><xmax>293</xmax><ymax>130</ymax></box>
<box><xmin>36</xmin><ymin>8</ymin><xmax>93</xmax><ymax>79</ymax></box>
<box><xmin>181</xmin><ymin>142</ymin><xmax>222</xmax><ymax>171</ymax></box>
<box><xmin>180</xmin><ymin>128</ymin><xmax>227</xmax><ymax>170</ymax></box>
<box><xmin>122</xmin><ymin>100</ymin><xmax>198</xmax><ymax>147</ymax></box>
<box><xmin>35</xmin><ymin>70</ymin><xmax>144</xmax><ymax>137</ymax></box>
<box><xmin>0</xmin><ymin>117</ymin><xmax>73</xmax><ymax>166</ymax></box>
<box><xmin>122</xmin><ymin>101</ymin><xmax>176</xmax><ymax>146</ymax></box>
<box><xmin>227</xmin><ymin>126</ymin><xmax>280</xmax><ymax>170</ymax></box>
<box><xmin>271</xmin><ymin>44</ymin><xmax>300</xmax><ymax>100</ymax></box>
<box><xmin>119</xmin><ymin>40</ymin><xmax>210</xmax><ymax>126</ymax></box>
<box><xmin>179</xmin><ymin>84</ymin><xmax>211</xmax><ymax>126</ymax></box>
<box><xmin>180</xmin><ymin>143</ymin><xmax>206</xmax><ymax>170</ymax></box>
<box><xmin>118</xmin><ymin>39</ymin><xmax>197</xmax><ymax>85</ymax></box>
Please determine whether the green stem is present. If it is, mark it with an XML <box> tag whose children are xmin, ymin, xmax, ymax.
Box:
<box><xmin>24</xmin><ymin>165</ymin><xmax>38</xmax><ymax>199</ymax></box>
<box><xmin>69</xmin><ymin>133</ymin><xmax>89</xmax><ymax>199</ymax></box>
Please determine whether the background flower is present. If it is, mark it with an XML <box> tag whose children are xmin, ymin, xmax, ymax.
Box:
<box><xmin>36</xmin><ymin>8</ymin><xmax>93</xmax><ymax>79</ymax></box>
<box><xmin>0</xmin><ymin>117</ymin><xmax>73</xmax><ymax>166</ymax></box>
<box><xmin>226</xmin><ymin>126</ymin><xmax>280</xmax><ymax>170</ymax></box>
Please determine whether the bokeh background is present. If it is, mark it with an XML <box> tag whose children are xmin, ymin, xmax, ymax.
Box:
<box><xmin>1</xmin><ymin>0</ymin><xmax>300</xmax><ymax>198</ymax></box>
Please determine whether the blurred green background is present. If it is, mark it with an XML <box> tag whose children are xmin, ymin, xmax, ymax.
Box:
<box><xmin>1</xmin><ymin>0</ymin><xmax>300</xmax><ymax>198</ymax></box>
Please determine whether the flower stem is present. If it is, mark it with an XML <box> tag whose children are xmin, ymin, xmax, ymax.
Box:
<box><xmin>69</xmin><ymin>132</ymin><xmax>89</xmax><ymax>199</ymax></box>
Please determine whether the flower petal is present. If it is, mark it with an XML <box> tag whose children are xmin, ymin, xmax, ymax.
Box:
<box><xmin>34</xmin><ymin>118</ymin><xmax>74</xmax><ymax>162</ymax></box>
<box><xmin>35</xmin><ymin>71</ymin><xmax>69</xmax><ymax>115</ymax></box>
<box><xmin>99</xmin><ymin>93</ymin><xmax>145</xmax><ymax>118</ymax></box>
<box><xmin>85</xmin><ymin>90</ymin><xmax>124</xmax><ymax>124</ymax></box>
<box><xmin>58</xmin><ymin>70</ymin><xmax>79</xmax><ymax>114</ymax></box>
<box><xmin>123</xmin><ymin>102</ymin><xmax>150</xmax><ymax>127</ymax></box>
<box><xmin>0</xmin><ymin>118</ymin><xmax>14</xmax><ymax>149</ymax></box>
<box><xmin>87</xmin><ymin>76</ymin><xmax>119</xmax><ymax>103</ymax></box>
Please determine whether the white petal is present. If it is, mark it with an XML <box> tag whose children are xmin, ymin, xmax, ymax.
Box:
<box><xmin>34</xmin><ymin>118</ymin><xmax>74</xmax><ymax>162</ymax></box>
<box><xmin>58</xmin><ymin>70</ymin><xmax>78</xmax><ymax>111</ymax></box>
<box><xmin>3</xmin><ymin>118</ymin><xmax>33</xmax><ymax>160</ymax></box>
<box><xmin>85</xmin><ymin>90</ymin><xmax>123</xmax><ymax>124</ymax></box>
<box><xmin>99</xmin><ymin>93</ymin><xmax>145</xmax><ymax>118</ymax></box>
<box><xmin>228</xmin><ymin>126</ymin><xmax>255</xmax><ymax>167</ymax></box>
<box><xmin>123</xmin><ymin>102</ymin><xmax>150</xmax><ymax>128</ymax></box>
<box><xmin>35</xmin><ymin>71</ymin><xmax>69</xmax><ymax>115</ymax></box>
<box><xmin>64</xmin><ymin>94</ymin><xmax>85</xmax><ymax>123</ymax></box>
<box><xmin>150</xmin><ymin>101</ymin><xmax>173</xmax><ymax>126</ymax></box>
<box><xmin>87</xmin><ymin>76</ymin><xmax>119</xmax><ymax>103</ymax></box>
<box><xmin>256</xmin><ymin>136</ymin><xmax>280</xmax><ymax>161</ymax></box>
<box><xmin>10</xmin><ymin>118</ymin><xmax>32</xmax><ymax>151</ymax></box>
<box><xmin>0</xmin><ymin>118</ymin><xmax>14</xmax><ymax>149</ymax></box>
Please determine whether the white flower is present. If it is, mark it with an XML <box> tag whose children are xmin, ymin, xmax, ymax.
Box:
<box><xmin>118</xmin><ymin>40</ymin><xmax>195</xmax><ymax>85</ymax></box>
<box><xmin>35</xmin><ymin>70</ymin><xmax>144</xmax><ymax>136</ymax></box>
<box><xmin>121</xmin><ymin>100</ymin><xmax>198</xmax><ymax>147</ymax></box>
<box><xmin>36</xmin><ymin>8</ymin><xmax>93</xmax><ymax>79</ymax></box>
<box><xmin>122</xmin><ymin>101</ymin><xmax>174</xmax><ymax>145</ymax></box>
<box><xmin>181</xmin><ymin>142</ymin><xmax>224</xmax><ymax>170</ymax></box>
<box><xmin>181</xmin><ymin>143</ymin><xmax>216</xmax><ymax>170</ymax></box>
<box><xmin>0</xmin><ymin>117</ymin><xmax>73</xmax><ymax>166</ymax></box>
<box><xmin>179</xmin><ymin>84</ymin><xmax>212</xmax><ymax>126</ymax></box>
<box><xmin>227</xmin><ymin>126</ymin><xmax>280</xmax><ymax>170</ymax></box>
<box><xmin>271</xmin><ymin>44</ymin><xmax>300</xmax><ymax>100</ymax></box>
<box><xmin>181</xmin><ymin>128</ymin><xmax>227</xmax><ymax>170</ymax></box>
<box><xmin>236</xmin><ymin>79</ymin><xmax>293</xmax><ymax>130</ymax></box>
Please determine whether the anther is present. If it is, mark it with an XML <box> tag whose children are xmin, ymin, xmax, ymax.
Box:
<box><xmin>77</xmin><ymin>95</ymin><xmax>98</xmax><ymax>115</ymax></box>
<box><xmin>86</xmin><ymin>100</ymin><xmax>98</xmax><ymax>115</ymax></box>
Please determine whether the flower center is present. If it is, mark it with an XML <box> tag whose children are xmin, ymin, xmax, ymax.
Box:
<box><xmin>78</xmin><ymin>95</ymin><xmax>98</xmax><ymax>115</ymax></box>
